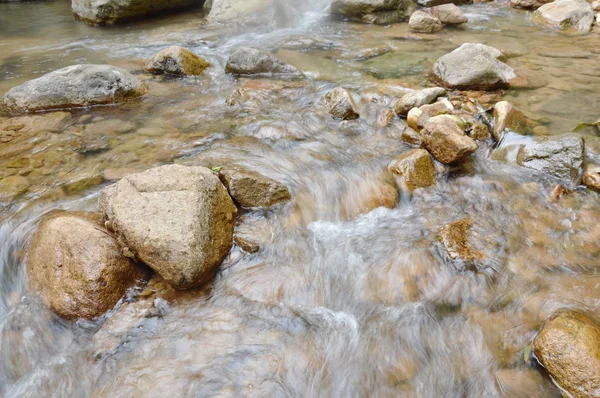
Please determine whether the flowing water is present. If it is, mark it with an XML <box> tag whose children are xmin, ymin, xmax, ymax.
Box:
<box><xmin>1</xmin><ymin>0</ymin><xmax>600</xmax><ymax>396</ymax></box>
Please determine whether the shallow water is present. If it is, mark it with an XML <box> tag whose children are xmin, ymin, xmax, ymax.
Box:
<box><xmin>0</xmin><ymin>0</ymin><xmax>599</xmax><ymax>396</ymax></box>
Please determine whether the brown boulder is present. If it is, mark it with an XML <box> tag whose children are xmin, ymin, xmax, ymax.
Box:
<box><xmin>145</xmin><ymin>46</ymin><xmax>210</xmax><ymax>76</ymax></box>
<box><xmin>218</xmin><ymin>167</ymin><xmax>291</xmax><ymax>208</ymax></box>
<box><xmin>26</xmin><ymin>211</ymin><xmax>144</xmax><ymax>320</ymax></box>
<box><xmin>492</xmin><ymin>101</ymin><xmax>529</xmax><ymax>140</ymax></box>
<box><xmin>583</xmin><ymin>164</ymin><xmax>600</xmax><ymax>192</ymax></box>
<box><xmin>533</xmin><ymin>310</ymin><xmax>600</xmax><ymax>398</ymax></box>
<box><xmin>388</xmin><ymin>149</ymin><xmax>436</xmax><ymax>190</ymax></box>
<box><xmin>321</xmin><ymin>87</ymin><xmax>360</xmax><ymax>120</ymax></box>
<box><xmin>421</xmin><ymin>115</ymin><xmax>478</xmax><ymax>164</ymax></box>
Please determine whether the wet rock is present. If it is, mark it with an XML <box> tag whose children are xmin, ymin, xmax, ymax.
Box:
<box><xmin>549</xmin><ymin>184</ymin><xmax>572</xmax><ymax>201</ymax></box>
<box><xmin>99</xmin><ymin>165</ymin><xmax>237</xmax><ymax>289</ymax></box>
<box><xmin>491</xmin><ymin>133</ymin><xmax>584</xmax><ymax>183</ymax></box>
<box><xmin>72</xmin><ymin>0</ymin><xmax>199</xmax><ymax>25</ymax></box>
<box><xmin>492</xmin><ymin>101</ymin><xmax>529</xmax><ymax>140</ymax></box>
<box><xmin>388</xmin><ymin>149</ymin><xmax>436</xmax><ymax>189</ymax></box>
<box><xmin>218</xmin><ymin>167</ymin><xmax>291</xmax><ymax>208</ymax></box>
<box><xmin>0</xmin><ymin>176</ymin><xmax>29</xmax><ymax>202</ymax></box>
<box><xmin>321</xmin><ymin>87</ymin><xmax>360</xmax><ymax>120</ymax></box>
<box><xmin>583</xmin><ymin>164</ymin><xmax>600</xmax><ymax>192</ymax></box>
<box><xmin>429</xmin><ymin>4</ymin><xmax>468</xmax><ymax>24</ymax></box>
<box><xmin>409</xmin><ymin>10</ymin><xmax>443</xmax><ymax>33</ymax></box>
<box><xmin>419</xmin><ymin>98</ymin><xmax>454</xmax><ymax>116</ymax></box>
<box><xmin>343</xmin><ymin>179</ymin><xmax>398</xmax><ymax>219</ymax></box>
<box><xmin>431</xmin><ymin>43</ymin><xmax>516</xmax><ymax>90</ymax></box>
<box><xmin>207</xmin><ymin>0</ymin><xmax>281</xmax><ymax>25</ymax></box>
<box><xmin>394</xmin><ymin>87</ymin><xmax>446</xmax><ymax>116</ymax></box>
<box><xmin>511</xmin><ymin>0</ymin><xmax>552</xmax><ymax>9</ymax></box>
<box><xmin>377</xmin><ymin>109</ymin><xmax>396</xmax><ymax>127</ymax></box>
<box><xmin>407</xmin><ymin>107</ymin><xmax>430</xmax><ymax>131</ymax></box>
<box><xmin>494</xmin><ymin>368</ymin><xmax>547</xmax><ymax>398</ymax></box>
<box><xmin>417</xmin><ymin>0</ymin><xmax>470</xmax><ymax>6</ymax></box>
<box><xmin>145</xmin><ymin>46</ymin><xmax>210</xmax><ymax>76</ymax></box>
<box><xmin>26</xmin><ymin>211</ymin><xmax>144</xmax><ymax>320</ymax></box>
<box><xmin>225</xmin><ymin>47</ymin><xmax>300</xmax><ymax>76</ymax></box>
<box><xmin>2</xmin><ymin>65</ymin><xmax>147</xmax><ymax>114</ymax></box>
<box><xmin>402</xmin><ymin>126</ymin><xmax>424</xmax><ymax>146</ymax></box>
<box><xmin>330</xmin><ymin>0</ymin><xmax>416</xmax><ymax>24</ymax></box>
<box><xmin>438</xmin><ymin>217</ymin><xmax>484</xmax><ymax>263</ymax></box>
<box><xmin>531</xmin><ymin>0</ymin><xmax>594</xmax><ymax>32</ymax></box>
<box><xmin>233</xmin><ymin>235</ymin><xmax>260</xmax><ymax>253</ymax></box>
<box><xmin>533</xmin><ymin>310</ymin><xmax>600</xmax><ymax>398</ymax></box>
<box><xmin>421</xmin><ymin>115</ymin><xmax>478</xmax><ymax>164</ymax></box>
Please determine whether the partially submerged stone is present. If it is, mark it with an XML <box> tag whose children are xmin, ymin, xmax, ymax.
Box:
<box><xmin>531</xmin><ymin>0</ymin><xmax>594</xmax><ymax>32</ymax></box>
<box><xmin>26</xmin><ymin>211</ymin><xmax>144</xmax><ymax>320</ymax></box>
<box><xmin>583</xmin><ymin>164</ymin><xmax>600</xmax><ymax>192</ymax></box>
<box><xmin>511</xmin><ymin>0</ymin><xmax>552</xmax><ymax>9</ymax></box>
<box><xmin>2</xmin><ymin>65</ymin><xmax>147</xmax><ymax>114</ymax></box>
<box><xmin>330</xmin><ymin>0</ymin><xmax>416</xmax><ymax>24</ymax></box>
<box><xmin>438</xmin><ymin>217</ymin><xmax>485</xmax><ymax>264</ymax></box>
<box><xmin>321</xmin><ymin>87</ymin><xmax>360</xmax><ymax>120</ymax></box>
<box><xmin>431</xmin><ymin>43</ymin><xmax>516</xmax><ymax>90</ymax></box>
<box><xmin>409</xmin><ymin>10</ymin><xmax>443</xmax><ymax>33</ymax></box>
<box><xmin>429</xmin><ymin>4</ymin><xmax>468</xmax><ymax>24</ymax></box>
<box><xmin>145</xmin><ymin>46</ymin><xmax>210</xmax><ymax>76</ymax></box>
<box><xmin>100</xmin><ymin>165</ymin><xmax>237</xmax><ymax>289</ymax></box>
<box><xmin>394</xmin><ymin>87</ymin><xmax>446</xmax><ymax>116</ymax></box>
<box><xmin>421</xmin><ymin>115</ymin><xmax>478</xmax><ymax>164</ymax></box>
<box><xmin>225</xmin><ymin>47</ymin><xmax>300</xmax><ymax>76</ymax></box>
<box><xmin>72</xmin><ymin>0</ymin><xmax>200</xmax><ymax>25</ymax></box>
<box><xmin>218</xmin><ymin>167</ymin><xmax>291</xmax><ymax>208</ymax></box>
<box><xmin>207</xmin><ymin>0</ymin><xmax>282</xmax><ymax>25</ymax></box>
<box><xmin>492</xmin><ymin>101</ymin><xmax>529</xmax><ymax>140</ymax></box>
<box><xmin>533</xmin><ymin>310</ymin><xmax>600</xmax><ymax>398</ymax></box>
<box><xmin>0</xmin><ymin>176</ymin><xmax>29</xmax><ymax>203</ymax></box>
<box><xmin>388</xmin><ymin>149</ymin><xmax>436</xmax><ymax>189</ymax></box>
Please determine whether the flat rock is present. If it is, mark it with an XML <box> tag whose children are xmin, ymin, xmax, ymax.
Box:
<box><xmin>394</xmin><ymin>87</ymin><xmax>446</xmax><ymax>116</ymax></box>
<box><xmin>100</xmin><ymin>165</ymin><xmax>237</xmax><ymax>289</ymax></box>
<box><xmin>429</xmin><ymin>4</ymin><xmax>468</xmax><ymax>24</ymax></box>
<box><xmin>218</xmin><ymin>167</ymin><xmax>291</xmax><ymax>208</ymax></box>
<box><xmin>145</xmin><ymin>46</ymin><xmax>210</xmax><ymax>76</ymax></box>
<box><xmin>431</xmin><ymin>43</ymin><xmax>515</xmax><ymax>90</ymax></box>
<box><xmin>0</xmin><ymin>176</ymin><xmax>29</xmax><ymax>202</ymax></box>
<box><xmin>26</xmin><ymin>211</ymin><xmax>144</xmax><ymax>320</ymax></box>
<box><xmin>2</xmin><ymin>65</ymin><xmax>147</xmax><ymax>114</ymax></box>
<box><xmin>72</xmin><ymin>0</ymin><xmax>199</xmax><ymax>25</ymax></box>
<box><xmin>225</xmin><ymin>47</ymin><xmax>300</xmax><ymax>76</ymax></box>
<box><xmin>533</xmin><ymin>310</ymin><xmax>600</xmax><ymax>398</ymax></box>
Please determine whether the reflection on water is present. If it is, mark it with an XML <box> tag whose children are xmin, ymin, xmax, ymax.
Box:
<box><xmin>0</xmin><ymin>0</ymin><xmax>599</xmax><ymax>396</ymax></box>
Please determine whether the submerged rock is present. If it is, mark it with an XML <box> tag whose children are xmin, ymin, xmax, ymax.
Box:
<box><xmin>0</xmin><ymin>176</ymin><xmax>29</xmax><ymax>203</ymax></box>
<box><xmin>225</xmin><ymin>47</ymin><xmax>300</xmax><ymax>76</ymax></box>
<box><xmin>421</xmin><ymin>115</ymin><xmax>478</xmax><ymax>164</ymax></box>
<box><xmin>409</xmin><ymin>10</ymin><xmax>443</xmax><ymax>33</ymax></box>
<box><xmin>431</xmin><ymin>43</ymin><xmax>515</xmax><ymax>90</ymax></box>
<box><xmin>492</xmin><ymin>101</ymin><xmax>529</xmax><ymax>140</ymax></box>
<box><xmin>72</xmin><ymin>0</ymin><xmax>199</xmax><ymax>25</ymax></box>
<box><xmin>100</xmin><ymin>165</ymin><xmax>237</xmax><ymax>290</ymax></box>
<box><xmin>388</xmin><ymin>149</ymin><xmax>436</xmax><ymax>189</ymax></box>
<box><xmin>533</xmin><ymin>310</ymin><xmax>600</xmax><ymax>398</ymax></box>
<box><xmin>26</xmin><ymin>211</ymin><xmax>144</xmax><ymax>320</ymax></box>
<box><xmin>531</xmin><ymin>0</ymin><xmax>594</xmax><ymax>32</ymax></box>
<box><xmin>438</xmin><ymin>217</ymin><xmax>485</xmax><ymax>264</ymax></box>
<box><xmin>218</xmin><ymin>167</ymin><xmax>291</xmax><ymax>208</ymax></box>
<box><xmin>583</xmin><ymin>164</ymin><xmax>600</xmax><ymax>192</ymax></box>
<box><xmin>1</xmin><ymin>65</ymin><xmax>147</xmax><ymax>114</ymax></box>
<box><xmin>394</xmin><ymin>87</ymin><xmax>446</xmax><ymax>116</ymax></box>
<box><xmin>330</xmin><ymin>0</ymin><xmax>416</xmax><ymax>24</ymax></box>
<box><xmin>321</xmin><ymin>87</ymin><xmax>360</xmax><ymax>120</ymax></box>
<box><xmin>429</xmin><ymin>4</ymin><xmax>468</xmax><ymax>24</ymax></box>
<box><xmin>145</xmin><ymin>46</ymin><xmax>210</xmax><ymax>76</ymax></box>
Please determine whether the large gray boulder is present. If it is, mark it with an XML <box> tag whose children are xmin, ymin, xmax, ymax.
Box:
<box><xmin>431</xmin><ymin>43</ymin><xmax>515</xmax><ymax>90</ymax></box>
<box><xmin>207</xmin><ymin>0</ymin><xmax>282</xmax><ymax>25</ymax></box>
<box><xmin>225</xmin><ymin>47</ymin><xmax>300</xmax><ymax>76</ymax></box>
<box><xmin>72</xmin><ymin>0</ymin><xmax>201</xmax><ymax>25</ymax></box>
<box><xmin>490</xmin><ymin>133</ymin><xmax>584</xmax><ymax>183</ymax></box>
<box><xmin>26</xmin><ymin>211</ymin><xmax>144</xmax><ymax>320</ymax></box>
<box><xmin>100</xmin><ymin>165</ymin><xmax>237</xmax><ymax>290</ymax></box>
<box><xmin>531</xmin><ymin>0</ymin><xmax>594</xmax><ymax>32</ymax></box>
<box><xmin>330</xmin><ymin>0</ymin><xmax>416</xmax><ymax>24</ymax></box>
<box><xmin>1</xmin><ymin>64</ymin><xmax>147</xmax><ymax>114</ymax></box>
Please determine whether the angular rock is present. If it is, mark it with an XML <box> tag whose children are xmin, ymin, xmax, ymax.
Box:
<box><xmin>2</xmin><ymin>65</ymin><xmax>147</xmax><ymax>114</ymax></box>
<box><xmin>395</xmin><ymin>87</ymin><xmax>446</xmax><ymax>116</ymax></box>
<box><xmin>0</xmin><ymin>176</ymin><xmax>29</xmax><ymax>203</ymax></box>
<box><xmin>409</xmin><ymin>10</ymin><xmax>443</xmax><ymax>33</ymax></box>
<box><xmin>72</xmin><ymin>0</ymin><xmax>200</xmax><ymax>25</ymax></box>
<box><xmin>99</xmin><ymin>165</ymin><xmax>237</xmax><ymax>289</ymax></box>
<box><xmin>438</xmin><ymin>217</ymin><xmax>485</xmax><ymax>263</ymax></box>
<box><xmin>401</xmin><ymin>126</ymin><xmax>424</xmax><ymax>146</ymax></box>
<box><xmin>531</xmin><ymin>0</ymin><xmax>594</xmax><ymax>32</ymax></box>
<box><xmin>533</xmin><ymin>310</ymin><xmax>600</xmax><ymax>398</ymax></box>
<box><xmin>321</xmin><ymin>87</ymin><xmax>360</xmax><ymax>120</ymax></box>
<box><xmin>431</xmin><ymin>43</ymin><xmax>516</xmax><ymax>90</ymax></box>
<box><xmin>145</xmin><ymin>46</ymin><xmax>210</xmax><ymax>76</ymax></box>
<box><xmin>218</xmin><ymin>167</ymin><xmax>291</xmax><ymax>208</ymax></box>
<box><xmin>429</xmin><ymin>4</ymin><xmax>467</xmax><ymax>24</ymax></box>
<box><xmin>225</xmin><ymin>47</ymin><xmax>300</xmax><ymax>76</ymax></box>
<box><xmin>26</xmin><ymin>211</ymin><xmax>144</xmax><ymax>320</ymax></box>
<box><xmin>421</xmin><ymin>115</ymin><xmax>478</xmax><ymax>164</ymax></box>
<box><xmin>207</xmin><ymin>0</ymin><xmax>281</xmax><ymax>25</ymax></box>
<box><xmin>583</xmin><ymin>164</ymin><xmax>600</xmax><ymax>192</ymax></box>
<box><xmin>330</xmin><ymin>0</ymin><xmax>416</xmax><ymax>24</ymax></box>
<box><xmin>492</xmin><ymin>101</ymin><xmax>529</xmax><ymax>140</ymax></box>
<box><xmin>388</xmin><ymin>149</ymin><xmax>436</xmax><ymax>189</ymax></box>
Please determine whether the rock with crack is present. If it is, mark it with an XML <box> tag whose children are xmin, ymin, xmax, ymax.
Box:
<box><xmin>100</xmin><ymin>165</ymin><xmax>237</xmax><ymax>289</ymax></box>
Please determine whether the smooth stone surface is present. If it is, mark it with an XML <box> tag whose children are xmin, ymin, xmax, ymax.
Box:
<box><xmin>207</xmin><ymin>0</ymin><xmax>281</xmax><ymax>25</ymax></box>
<box><xmin>225</xmin><ymin>47</ymin><xmax>300</xmax><ymax>76</ymax></box>
<box><xmin>429</xmin><ymin>4</ymin><xmax>468</xmax><ymax>24</ymax></box>
<box><xmin>2</xmin><ymin>65</ymin><xmax>147</xmax><ymax>114</ymax></box>
<box><xmin>395</xmin><ymin>87</ymin><xmax>446</xmax><ymax>116</ymax></box>
<box><xmin>72</xmin><ymin>0</ymin><xmax>200</xmax><ymax>25</ymax></box>
<box><xmin>409</xmin><ymin>10</ymin><xmax>443</xmax><ymax>33</ymax></box>
<box><xmin>492</xmin><ymin>101</ymin><xmax>529</xmax><ymax>140</ymax></box>
<box><xmin>145</xmin><ymin>46</ymin><xmax>210</xmax><ymax>76</ymax></box>
<box><xmin>531</xmin><ymin>0</ymin><xmax>594</xmax><ymax>32</ymax></box>
<box><xmin>218</xmin><ymin>167</ymin><xmax>291</xmax><ymax>208</ymax></box>
<box><xmin>583</xmin><ymin>164</ymin><xmax>600</xmax><ymax>192</ymax></box>
<box><xmin>421</xmin><ymin>115</ymin><xmax>478</xmax><ymax>164</ymax></box>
